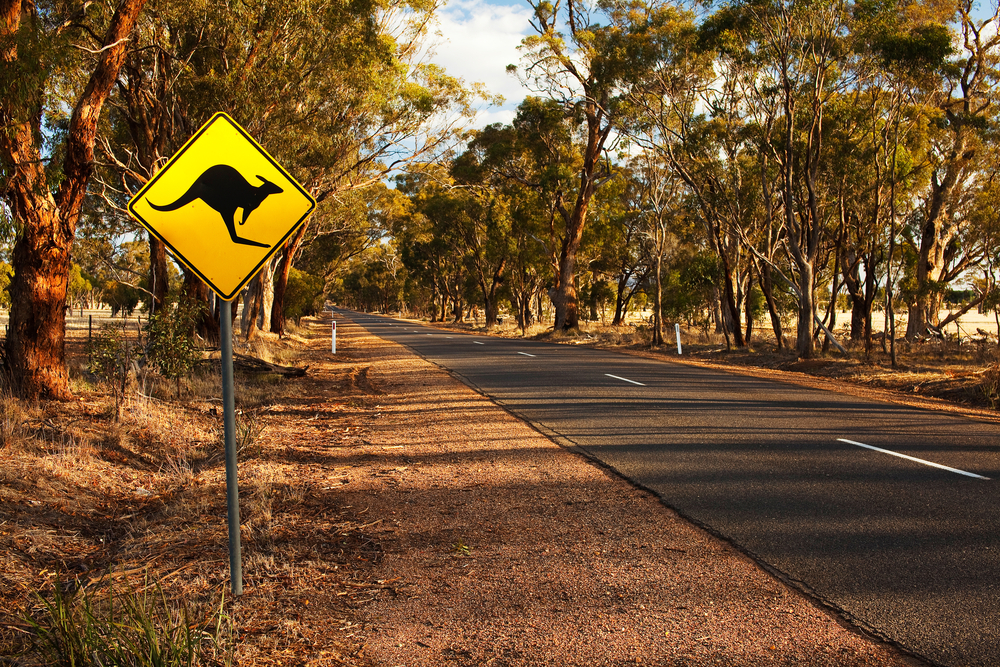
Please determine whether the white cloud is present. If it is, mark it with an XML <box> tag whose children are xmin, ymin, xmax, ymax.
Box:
<box><xmin>427</xmin><ymin>0</ymin><xmax>533</xmax><ymax>127</ymax></box>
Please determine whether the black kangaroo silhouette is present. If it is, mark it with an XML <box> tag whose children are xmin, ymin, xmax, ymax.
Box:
<box><xmin>147</xmin><ymin>164</ymin><xmax>283</xmax><ymax>248</ymax></box>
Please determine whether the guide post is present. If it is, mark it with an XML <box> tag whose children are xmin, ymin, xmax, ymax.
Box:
<box><xmin>332</xmin><ymin>320</ymin><xmax>337</xmax><ymax>354</ymax></box>
<box><xmin>675</xmin><ymin>323</ymin><xmax>682</xmax><ymax>355</ymax></box>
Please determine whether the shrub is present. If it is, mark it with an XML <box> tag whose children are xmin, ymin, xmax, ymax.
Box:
<box><xmin>145</xmin><ymin>299</ymin><xmax>205</xmax><ymax>397</ymax></box>
<box><xmin>87</xmin><ymin>320</ymin><xmax>140</xmax><ymax>421</ymax></box>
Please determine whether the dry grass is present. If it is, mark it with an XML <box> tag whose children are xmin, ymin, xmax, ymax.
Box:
<box><xmin>1</xmin><ymin>319</ymin><xmax>387</xmax><ymax>666</ymax></box>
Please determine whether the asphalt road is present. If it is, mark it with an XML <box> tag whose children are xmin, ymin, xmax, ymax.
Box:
<box><xmin>336</xmin><ymin>309</ymin><xmax>1000</xmax><ymax>667</ymax></box>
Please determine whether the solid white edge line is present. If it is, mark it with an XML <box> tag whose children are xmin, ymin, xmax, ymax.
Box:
<box><xmin>606</xmin><ymin>373</ymin><xmax>645</xmax><ymax>386</ymax></box>
<box><xmin>836</xmin><ymin>438</ymin><xmax>990</xmax><ymax>480</ymax></box>
<box><xmin>518</xmin><ymin>352</ymin><xmax>536</xmax><ymax>357</ymax></box>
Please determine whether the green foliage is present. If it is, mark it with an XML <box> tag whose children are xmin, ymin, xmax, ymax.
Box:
<box><xmin>104</xmin><ymin>281</ymin><xmax>143</xmax><ymax>318</ymax></box>
<box><xmin>145</xmin><ymin>299</ymin><xmax>205</xmax><ymax>398</ymax></box>
<box><xmin>337</xmin><ymin>245</ymin><xmax>406</xmax><ymax>313</ymax></box>
<box><xmin>67</xmin><ymin>263</ymin><xmax>92</xmax><ymax>309</ymax></box>
<box><xmin>662</xmin><ymin>251</ymin><xmax>721</xmax><ymax>323</ymax></box>
<box><xmin>283</xmin><ymin>268</ymin><xmax>325</xmax><ymax>324</ymax></box>
<box><xmin>14</xmin><ymin>573</ymin><xmax>232</xmax><ymax>667</ymax></box>
<box><xmin>0</xmin><ymin>261</ymin><xmax>12</xmax><ymax>309</ymax></box>
<box><xmin>86</xmin><ymin>320</ymin><xmax>140</xmax><ymax>421</ymax></box>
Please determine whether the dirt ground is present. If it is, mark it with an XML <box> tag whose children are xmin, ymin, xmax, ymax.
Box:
<box><xmin>5</xmin><ymin>312</ymin><xmax>990</xmax><ymax>665</ymax></box>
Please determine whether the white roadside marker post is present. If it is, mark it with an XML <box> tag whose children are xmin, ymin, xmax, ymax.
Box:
<box><xmin>332</xmin><ymin>320</ymin><xmax>337</xmax><ymax>354</ymax></box>
<box><xmin>675</xmin><ymin>323</ymin><xmax>682</xmax><ymax>355</ymax></box>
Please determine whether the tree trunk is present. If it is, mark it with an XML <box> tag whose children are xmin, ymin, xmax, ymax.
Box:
<box><xmin>241</xmin><ymin>273</ymin><xmax>261</xmax><ymax>339</ymax></box>
<box><xmin>4</xmin><ymin>206</ymin><xmax>72</xmax><ymax>399</ymax></box>
<box><xmin>552</xmin><ymin>97</ymin><xmax>611</xmax><ymax>331</ymax></box>
<box><xmin>712</xmin><ymin>288</ymin><xmax>724</xmax><ymax>335</ymax></box>
<box><xmin>720</xmin><ymin>259</ymin><xmax>745</xmax><ymax>347</ymax></box>
<box><xmin>270</xmin><ymin>222</ymin><xmax>309</xmax><ymax>336</ymax></box>
<box><xmin>796</xmin><ymin>263</ymin><xmax>816</xmax><ymax>359</ymax></box>
<box><xmin>822</xmin><ymin>249</ymin><xmax>841</xmax><ymax>353</ymax></box>
<box><xmin>552</xmin><ymin>244</ymin><xmax>581</xmax><ymax>331</ymax></box>
<box><xmin>842</xmin><ymin>255</ymin><xmax>866</xmax><ymax>344</ymax></box>
<box><xmin>612</xmin><ymin>283</ymin><xmax>626</xmax><ymax>326</ymax></box>
<box><xmin>182</xmin><ymin>269</ymin><xmax>219</xmax><ymax>343</ymax></box>
<box><xmin>652</xmin><ymin>252</ymin><xmax>663</xmax><ymax>347</ymax></box>
<box><xmin>149</xmin><ymin>234</ymin><xmax>168</xmax><ymax>314</ymax></box>
<box><xmin>0</xmin><ymin>0</ymin><xmax>147</xmax><ymax>400</ymax></box>
<box><xmin>589</xmin><ymin>277</ymin><xmax>600</xmax><ymax>322</ymax></box>
<box><xmin>759</xmin><ymin>263</ymin><xmax>784</xmax><ymax>350</ymax></box>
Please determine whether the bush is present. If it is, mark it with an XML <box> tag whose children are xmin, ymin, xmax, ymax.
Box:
<box><xmin>87</xmin><ymin>320</ymin><xmax>140</xmax><ymax>421</ymax></box>
<box><xmin>283</xmin><ymin>268</ymin><xmax>324</xmax><ymax>324</ymax></box>
<box><xmin>145</xmin><ymin>299</ymin><xmax>204</xmax><ymax>397</ymax></box>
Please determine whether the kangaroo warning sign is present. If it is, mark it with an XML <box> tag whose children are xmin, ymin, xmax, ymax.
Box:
<box><xmin>128</xmin><ymin>112</ymin><xmax>316</xmax><ymax>301</ymax></box>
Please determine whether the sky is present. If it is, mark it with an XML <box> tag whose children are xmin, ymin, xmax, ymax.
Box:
<box><xmin>425</xmin><ymin>0</ymin><xmax>535</xmax><ymax>128</ymax></box>
<box><xmin>426</xmin><ymin>0</ymin><xmax>999</xmax><ymax>130</ymax></box>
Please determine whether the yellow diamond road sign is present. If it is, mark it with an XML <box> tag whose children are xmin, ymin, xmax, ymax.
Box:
<box><xmin>128</xmin><ymin>112</ymin><xmax>316</xmax><ymax>301</ymax></box>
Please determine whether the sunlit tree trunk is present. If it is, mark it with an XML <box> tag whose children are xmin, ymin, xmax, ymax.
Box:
<box><xmin>270</xmin><ymin>222</ymin><xmax>309</xmax><ymax>337</ymax></box>
<box><xmin>0</xmin><ymin>0</ymin><xmax>148</xmax><ymax>399</ymax></box>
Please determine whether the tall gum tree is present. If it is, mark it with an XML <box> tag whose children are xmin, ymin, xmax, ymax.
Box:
<box><xmin>626</xmin><ymin>5</ymin><xmax>760</xmax><ymax>348</ymax></box>
<box><xmin>510</xmin><ymin>0</ymin><xmax>661</xmax><ymax>330</ymax></box>
<box><xmin>905</xmin><ymin>0</ymin><xmax>999</xmax><ymax>339</ymax></box>
<box><xmin>92</xmin><ymin>0</ymin><xmax>481</xmax><ymax>338</ymax></box>
<box><xmin>0</xmin><ymin>0</ymin><xmax>147</xmax><ymax>400</ymax></box>
<box><xmin>97</xmin><ymin>2</ymin><xmax>208</xmax><ymax>315</ymax></box>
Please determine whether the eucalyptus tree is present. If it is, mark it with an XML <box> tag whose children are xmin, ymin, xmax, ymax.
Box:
<box><xmin>394</xmin><ymin>166</ymin><xmax>475</xmax><ymax>322</ymax></box>
<box><xmin>460</xmin><ymin>99</ymin><xmax>578</xmax><ymax>326</ymax></box>
<box><xmin>901</xmin><ymin>0</ymin><xmax>1000</xmax><ymax>339</ymax></box>
<box><xmin>452</xmin><ymin>143</ymin><xmax>527</xmax><ymax>328</ymax></box>
<box><xmin>726</xmin><ymin>0</ymin><xmax>865</xmax><ymax>358</ymax></box>
<box><xmin>252</xmin><ymin>0</ymin><xmax>485</xmax><ymax>336</ymax></box>
<box><xmin>626</xmin><ymin>150</ymin><xmax>691</xmax><ymax>346</ymax></box>
<box><xmin>96</xmin><ymin>0</ymin><xmax>206</xmax><ymax>314</ymax></box>
<box><xmin>462</xmin><ymin>122</ymin><xmax>552</xmax><ymax>330</ymax></box>
<box><xmin>509</xmin><ymin>0</ymin><xmax>667</xmax><ymax>330</ymax></box>
<box><xmin>338</xmin><ymin>243</ymin><xmax>407</xmax><ymax>313</ymax></box>
<box><xmin>624</xmin><ymin>2</ymin><xmax>765</xmax><ymax>348</ymax></box>
<box><xmin>587</xmin><ymin>171</ymin><xmax>653</xmax><ymax>326</ymax></box>
<box><xmin>0</xmin><ymin>0</ymin><xmax>148</xmax><ymax>399</ymax></box>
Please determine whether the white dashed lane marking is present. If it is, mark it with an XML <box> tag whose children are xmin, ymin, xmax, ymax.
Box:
<box><xmin>837</xmin><ymin>438</ymin><xmax>990</xmax><ymax>480</ymax></box>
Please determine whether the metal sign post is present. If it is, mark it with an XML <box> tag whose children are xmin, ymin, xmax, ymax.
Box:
<box><xmin>220</xmin><ymin>299</ymin><xmax>242</xmax><ymax>596</ymax></box>
<box><xmin>127</xmin><ymin>113</ymin><xmax>315</xmax><ymax>598</ymax></box>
